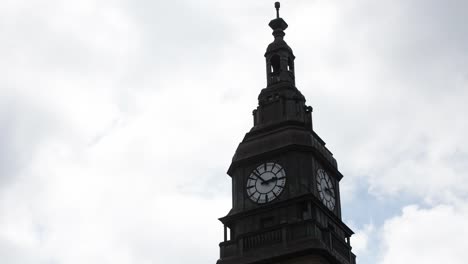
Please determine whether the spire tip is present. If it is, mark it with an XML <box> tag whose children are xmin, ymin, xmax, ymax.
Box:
<box><xmin>275</xmin><ymin>2</ymin><xmax>280</xmax><ymax>18</ymax></box>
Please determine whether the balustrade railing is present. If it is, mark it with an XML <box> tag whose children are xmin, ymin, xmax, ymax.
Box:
<box><xmin>219</xmin><ymin>220</ymin><xmax>355</xmax><ymax>263</ymax></box>
<box><xmin>243</xmin><ymin>227</ymin><xmax>282</xmax><ymax>251</ymax></box>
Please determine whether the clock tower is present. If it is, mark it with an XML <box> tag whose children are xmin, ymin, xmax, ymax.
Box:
<box><xmin>217</xmin><ymin>3</ymin><xmax>356</xmax><ymax>264</ymax></box>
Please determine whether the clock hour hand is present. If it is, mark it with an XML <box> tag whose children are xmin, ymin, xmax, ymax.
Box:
<box><xmin>262</xmin><ymin>176</ymin><xmax>278</xmax><ymax>185</ymax></box>
<box><xmin>325</xmin><ymin>188</ymin><xmax>335</xmax><ymax>197</ymax></box>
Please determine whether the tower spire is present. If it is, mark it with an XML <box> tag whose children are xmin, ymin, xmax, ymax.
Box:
<box><xmin>275</xmin><ymin>2</ymin><xmax>280</xmax><ymax>18</ymax></box>
<box><xmin>265</xmin><ymin>2</ymin><xmax>295</xmax><ymax>86</ymax></box>
<box><xmin>250</xmin><ymin>2</ymin><xmax>311</xmax><ymax>131</ymax></box>
<box><xmin>269</xmin><ymin>2</ymin><xmax>288</xmax><ymax>40</ymax></box>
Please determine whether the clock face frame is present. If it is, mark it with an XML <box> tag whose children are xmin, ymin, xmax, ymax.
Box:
<box><xmin>246</xmin><ymin>162</ymin><xmax>286</xmax><ymax>204</ymax></box>
<box><xmin>316</xmin><ymin>169</ymin><xmax>336</xmax><ymax>211</ymax></box>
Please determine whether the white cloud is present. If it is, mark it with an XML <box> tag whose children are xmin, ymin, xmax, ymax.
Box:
<box><xmin>0</xmin><ymin>0</ymin><xmax>467</xmax><ymax>264</ymax></box>
<box><xmin>379</xmin><ymin>202</ymin><xmax>468</xmax><ymax>264</ymax></box>
<box><xmin>351</xmin><ymin>223</ymin><xmax>374</xmax><ymax>256</ymax></box>
<box><xmin>289</xmin><ymin>0</ymin><xmax>468</xmax><ymax>204</ymax></box>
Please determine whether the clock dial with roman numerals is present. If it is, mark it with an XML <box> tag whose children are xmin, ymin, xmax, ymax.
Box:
<box><xmin>316</xmin><ymin>169</ymin><xmax>336</xmax><ymax>211</ymax></box>
<box><xmin>246</xmin><ymin>163</ymin><xmax>286</xmax><ymax>204</ymax></box>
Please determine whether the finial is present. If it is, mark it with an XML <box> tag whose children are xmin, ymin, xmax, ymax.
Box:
<box><xmin>269</xmin><ymin>2</ymin><xmax>288</xmax><ymax>39</ymax></box>
<box><xmin>275</xmin><ymin>2</ymin><xmax>280</xmax><ymax>18</ymax></box>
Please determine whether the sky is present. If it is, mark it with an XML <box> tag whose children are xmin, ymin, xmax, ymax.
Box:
<box><xmin>1</xmin><ymin>0</ymin><xmax>467</xmax><ymax>263</ymax></box>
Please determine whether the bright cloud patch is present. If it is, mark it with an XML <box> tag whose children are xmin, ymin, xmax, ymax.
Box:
<box><xmin>0</xmin><ymin>0</ymin><xmax>467</xmax><ymax>264</ymax></box>
<box><xmin>379</xmin><ymin>203</ymin><xmax>468</xmax><ymax>264</ymax></box>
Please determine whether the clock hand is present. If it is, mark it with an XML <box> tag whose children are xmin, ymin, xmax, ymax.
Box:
<box><xmin>257</xmin><ymin>175</ymin><xmax>268</xmax><ymax>183</ymax></box>
<box><xmin>262</xmin><ymin>176</ymin><xmax>278</xmax><ymax>185</ymax></box>
<box><xmin>253</xmin><ymin>170</ymin><xmax>267</xmax><ymax>183</ymax></box>
<box><xmin>325</xmin><ymin>188</ymin><xmax>335</xmax><ymax>198</ymax></box>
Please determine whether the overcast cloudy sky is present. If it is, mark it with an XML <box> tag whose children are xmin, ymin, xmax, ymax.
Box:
<box><xmin>1</xmin><ymin>0</ymin><xmax>468</xmax><ymax>263</ymax></box>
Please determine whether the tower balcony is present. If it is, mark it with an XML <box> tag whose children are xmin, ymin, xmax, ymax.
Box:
<box><xmin>218</xmin><ymin>219</ymin><xmax>356</xmax><ymax>264</ymax></box>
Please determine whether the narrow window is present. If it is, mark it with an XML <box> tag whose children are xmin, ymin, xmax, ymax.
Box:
<box><xmin>288</xmin><ymin>57</ymin><xmax>294</xmax><ymax>72</ymax></box>
<box><xmin>270</xmin><ymin>55</ymin><xmax>280</xmax><ymax>73</ymax></box>
<box><xmin>298</xmin><ymin>201</ymin><xmax>311</xmax><ymax>220</ymax></box>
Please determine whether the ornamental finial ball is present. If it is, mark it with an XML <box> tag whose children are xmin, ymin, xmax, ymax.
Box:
<box><xmin>275</xmin><ymin>2</ymin><xmax>280</xmax><ymax>18</ymax></box>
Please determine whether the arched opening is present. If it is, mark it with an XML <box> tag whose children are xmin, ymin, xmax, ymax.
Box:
<box><xmin>288</xmin><ymin>57</ymin><xmax>294</xmax><ymax>72</ymax></box>
<box><xmin>270</xmin><ymin>55</ymin><xmax>281</xmax><ymax>74</ymax></box>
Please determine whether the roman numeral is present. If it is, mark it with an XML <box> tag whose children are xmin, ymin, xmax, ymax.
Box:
<box><xmin>252</xmin><ymin>170</ymin><xmax>260</xmax><ymax>177</ymax></box>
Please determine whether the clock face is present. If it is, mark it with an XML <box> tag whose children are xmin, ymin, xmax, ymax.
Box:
<box><xmin>316</xmin><ymin>169</ymin><xmax>336</xmax><ymax>211</ymax></box>
<box><xmin>246</xmin><ymin>162</ymin><xmax>286</xmax><ymax>204</ymax></box>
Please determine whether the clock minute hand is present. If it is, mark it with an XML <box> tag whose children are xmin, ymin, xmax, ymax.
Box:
<box><xmin>253</xmin><ymin>170</ymin><xmax>267</xmax><ymax>183</ymax></box>
<box><xmin>257</xmin><ymin>175</ymin><xmax>267</xmax><ymax>183</ymax></box>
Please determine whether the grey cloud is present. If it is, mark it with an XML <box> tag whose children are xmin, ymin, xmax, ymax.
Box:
<box><xmin>0</xmin><ymin>1</ymin><xmax>467</xmax><ymax>264</ymax></box>
<box><xmin>0</xmin><ymin>97</ymin><xmax>60</xmax><ymax>189</ymax></box>
<box><xmin>284</xmin><ymin>0</ymin><xmax>468</xmax><ymax>202</ymax></box>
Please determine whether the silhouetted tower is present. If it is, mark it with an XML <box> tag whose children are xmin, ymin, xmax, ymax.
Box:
<box><xmin>217</xmin><ymin>3</ymin><xmax>356</xmax><ymax>264</ymax></box>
